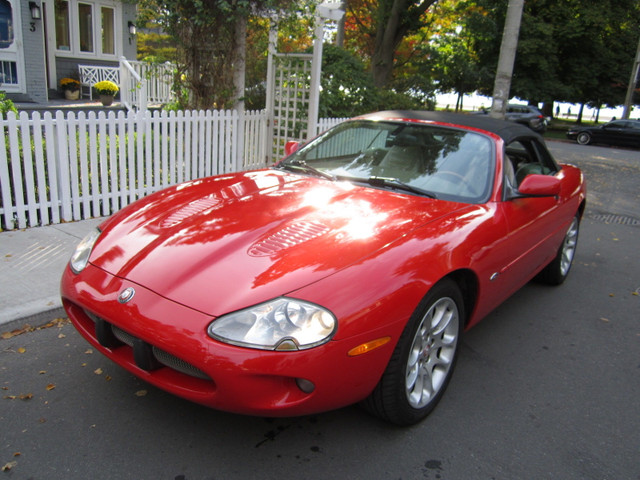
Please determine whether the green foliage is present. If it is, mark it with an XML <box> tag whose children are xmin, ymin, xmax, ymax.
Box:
<box><xmin>373</xmin><ymin>89</ymin><xmax>431</xmax><ymax>111</ymax></box>
<box><xmin>318</xmin><ymin>45</ymin><xmax>430</xmax><ymax>118</ymax></box>
<box><xmin>136</xmin><ymin>24</ymin><xmax>177</xmax><ymax>63</ymax></box>
<box><xmin>319</xmin><ymin>45</ymin><xmax>378</xmax><ymax>118</ymax></box>
<box><xmin>137</xmin><ymin>0</ymin><xmax>303</xmax><ymax>109</ymax></box>
<box><xmin>465</xmin><ymin>0</ymin><xmax>640</xmax><ymax>108</ymax></box>
<box><xmin>0</xmin><ymin>92</ymin><xmax>17</xmax><ymax>116</ymax></box>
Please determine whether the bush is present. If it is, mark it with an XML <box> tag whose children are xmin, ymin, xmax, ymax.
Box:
<box><xmin>0</xmin><ymin>91</ymin><xmax>17</xmax><ymax>116</ymax></box>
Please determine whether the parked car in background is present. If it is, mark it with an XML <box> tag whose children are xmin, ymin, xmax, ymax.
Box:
<box><xmin>566</xmin><ymin>119</ymin><xmax>640</xmax><ymax>148</ymax></box>
<box><xmin>477</xmin><ymin>104</ymin><xmax>548</xmax><ymax>133</ymax></box>
<box><xmin>61</xmin><ymin>111</ymin><xmax>585</xmax><ymax>425</ymax></box>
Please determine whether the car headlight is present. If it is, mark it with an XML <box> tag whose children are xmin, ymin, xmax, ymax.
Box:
<box><xmin>208</xmin><ymin>298</ymin><xmax>337</xmax><ymax>351</ymax></box>
<box><xmin>69</xmin><ymin>229</ymin><xmax>101</xmax><ymax>274</ymax></box>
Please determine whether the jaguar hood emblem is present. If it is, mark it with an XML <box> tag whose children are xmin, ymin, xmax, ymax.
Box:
<box><xmin>118</xmin><ymin>287</ymin><xmax>135</xmax><ymax>304</ymax></box>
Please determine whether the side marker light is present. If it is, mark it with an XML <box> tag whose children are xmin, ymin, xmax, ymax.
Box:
<box><xmin>347</xmin><ymin>337</ymin><xmax>391</xmax><ymax>357</ymax></box>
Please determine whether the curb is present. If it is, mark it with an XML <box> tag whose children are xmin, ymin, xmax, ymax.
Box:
<box><xmin>0</xmin><ymin>300</ymin><xmax>66</xmax><ymax>336</ymax></box>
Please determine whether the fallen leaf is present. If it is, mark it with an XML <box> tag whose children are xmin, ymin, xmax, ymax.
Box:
<box><xmin>4</xmin><ymin>393</ymin><xmax>33</xmax><ymax>400</ymax></box>
<box><xmin>600</xmin><ymin>317</ymin><xmax>610</xmax><ymax>323</ymax></box>
<box><xmin>0</xmin><ymin>325</ymin><xmax>33</xmax><ymax>339</ymax></box>
<box><xmin>94</xmin><ymin>368</ymin><xmax>103</xmax><ymax>375</ymax></box>
<box><xmin>1</xmin><ymin>461</ymin><xmax>17</xmax><ymax>471</ymax></box>
<box><xmin>39</xmin><ymin>370</ymin><xmax>46</xmax><ymax>375</ymax></box>
<box><xmin>17</xmin><ymin>347</ymin><xmax>26</xmax><ymax>354</ymax></box>
<box><xmin>13</xmin><ymin>453</ymin><xmax>20</xmax><ymax>457</ymax></box>
<box><xmin>58</xmin><ymin>333</ymin><xmax>66</xmax><ymax>339</ymax></box>
<box><xmin>85</xmin><ymin>349</ymin><xmax>93</xmax><ymax>354</ymax></box>
<box><xmin>135</xmin><ymin>390</ymin><xmax>147</xmax><ymax>397</ymax></box>
<box><xmin>609</xmin><ymin>293</ymin><xmax>615</xmax><ymax>297</ymax></box>
<box><xmin>45</xmin><ymin>384</ymin><xmax>56</xmax><ymax>391</ymax></box>
<box><xmin>105</xmin><ymin>376</ymin><xmax>112</xmax><ymax>382</ymax></box>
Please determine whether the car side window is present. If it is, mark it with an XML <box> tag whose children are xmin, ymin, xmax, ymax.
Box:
<box><xmin>504</xmin><ymin>139</ymin><xmax>558</xmax><ymax>187</ymax></box>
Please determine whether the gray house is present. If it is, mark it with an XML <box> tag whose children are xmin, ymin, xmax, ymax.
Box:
<box><xmin>1</xmin><ymin>0</ymin><xmax>137</xmax><ymax>103</ymax></box>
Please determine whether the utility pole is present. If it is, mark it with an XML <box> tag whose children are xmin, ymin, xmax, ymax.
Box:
<box><xmin>622</xmin><ymin>33</ymin><xmax>640</xmax><ymax>120</ymax></box>
<box><xmin>489</xmin><ymin>0</ymin><xmax>524</xmax><ymax>120</ymax></box>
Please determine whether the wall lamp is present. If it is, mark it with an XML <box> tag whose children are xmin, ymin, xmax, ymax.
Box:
<box><xmin>29</xmin><ymin>1</ymin><xmax>41</xmax><ymax>20</ymax></box>
<box><xmin>128</xmin><ymin>21</ymin><xmax>137</xmax><ymax>35</ymax></box>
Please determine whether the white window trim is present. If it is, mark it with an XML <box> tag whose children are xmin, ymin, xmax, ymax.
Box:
<box><xmin>0</xmin><ymin>0</ymin><xmax>26</xmax><ymax>93</ymax></box>
<box><xmin>48</xmin><ymin>0</ymin><xmax>122</xmax><ymax>60</ymax></box>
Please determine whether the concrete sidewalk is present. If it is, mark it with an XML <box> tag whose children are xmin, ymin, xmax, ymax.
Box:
<box><xmin>0</xmin><ymin>218</ymin><xmax>104</xmax><ymax>332</ymax></box>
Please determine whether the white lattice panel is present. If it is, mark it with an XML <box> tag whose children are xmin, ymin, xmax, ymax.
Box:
<box><xmin>271</xmin><ymin>53</ymin><xmax>313</xmax><ymax>159</ymax></box>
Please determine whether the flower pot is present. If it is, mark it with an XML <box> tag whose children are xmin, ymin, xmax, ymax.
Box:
<box><xmin>65</xmin><ymin>89</ymin><xmax>80</xmax><ymax>100</ymax></box>
<box><xmin>100</xmin><ymin>94</ymin><xmax>114</xmax><ymax>107</ymax></box>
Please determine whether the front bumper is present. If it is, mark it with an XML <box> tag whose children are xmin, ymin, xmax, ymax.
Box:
<box><xmin>61</xmin><ymin>264</ymin><xmax>394</xmax><ymax>416</ymax></box>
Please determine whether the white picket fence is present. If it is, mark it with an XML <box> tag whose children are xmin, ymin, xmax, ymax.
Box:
<box><xmin>0</xmin><ymin>110</ymin><xmax>346</xmax><ymax>231</ymax></box>
<box><xmin>0</xmin><ymin>109</ymin><xmax>269</xmax><ymax>231</ymax></box>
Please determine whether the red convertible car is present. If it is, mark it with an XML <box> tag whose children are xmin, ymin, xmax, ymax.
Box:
<box><xmin>61</xmin><ymin>111</ymin><xmax>585</xmax><ymax>425</ymax></box>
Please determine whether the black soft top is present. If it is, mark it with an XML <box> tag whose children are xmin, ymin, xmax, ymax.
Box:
<box><xmin>357</xmin><ymin>110</ymin><xmax>542</xmax><ymax>144</ymax></box>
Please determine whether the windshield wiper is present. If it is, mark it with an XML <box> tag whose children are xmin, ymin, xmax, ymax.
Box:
<box><xmin>280</xmin><ymin>160</ymin><xmax>336</xmax><ymax>181</ymax></box>
<box><xmin>337</xmin><ymin>175</ymin><xmax>437</xmax><ymax>199</ymax></box>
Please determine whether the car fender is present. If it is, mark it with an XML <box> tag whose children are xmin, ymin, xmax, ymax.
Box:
<box><xmin>290</xmin><ymin>203</ymin><xmax>502</xmax><ymax>343</ymax></box>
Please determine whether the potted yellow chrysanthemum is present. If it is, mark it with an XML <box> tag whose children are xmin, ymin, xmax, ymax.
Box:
<box><xmin>93</xmin><ymin>80</ymin><xmax>119</xmax><ymax>106</ymax></box>
<box><xmin>60</xmin><ymin>78</ymin><xmax>81</xmax><ymax>100</ymax></box>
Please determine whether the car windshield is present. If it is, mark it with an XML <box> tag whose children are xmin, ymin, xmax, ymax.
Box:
<box><xmin>280</xmin><ymin>120</ymin><xmax>494</xmax><ymax>203</ymax></box>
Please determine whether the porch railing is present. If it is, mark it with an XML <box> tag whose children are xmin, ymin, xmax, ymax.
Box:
<box><xmin>120</xmin><ymin>58</ymin><xmax>148</xmax><ymax>111</ymax></box>
<box><xmin>127</xmin><ymin>60</ymin><xmax>176</xmax><ymax>105</ymax></box>
<box><xmin>77</xmin><ymin>59</ymin><xmax>176</xmax><ymax>110</ymax></box>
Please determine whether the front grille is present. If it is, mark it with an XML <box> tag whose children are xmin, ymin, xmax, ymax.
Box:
<box><xmin>86</xmin><ymin>311</ymin><xmax>211</xmax><ymax>381</ymax></box>
<box><xmin>112</xmin><ymin>325</ymin><xmax>135</xmax><ymax>347</ymax></box>
<box><xmin>152</xmin><ymin>347</ymin><xmax>210</xmax><ymax>379</ymax></box>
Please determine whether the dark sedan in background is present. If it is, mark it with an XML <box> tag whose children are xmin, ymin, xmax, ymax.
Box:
<box><xmin>566</xmin><ymin>119</ymin><xmax>640</xmax><ymax>148</ymax></box>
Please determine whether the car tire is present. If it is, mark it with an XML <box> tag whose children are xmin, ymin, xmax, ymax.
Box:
<box><xmin>538</xmin><ymin>215</ymin><xmax>580</xmax><ymax>285</ymax></box>
<box><xmin>576</xmin><ymin>132</ymin><xmax>592</xmax><ymax>145</ymax></box>
<box><xmin>362</xmin><ymin>278</ymin><xmax>463</xmax><ymax>425</ymax></box>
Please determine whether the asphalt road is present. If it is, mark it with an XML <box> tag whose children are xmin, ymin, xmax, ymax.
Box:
<box><xmin>1</xmin><ymin>141</ymin><xmax>639</xmax><ymax>480</ymax></box>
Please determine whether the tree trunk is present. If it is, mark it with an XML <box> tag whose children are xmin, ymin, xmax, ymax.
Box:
<box><xmin>231</xmin><ymin>16</ymin><xmax>247</xmax><ymax>111</ymax></box>
<box><xmin>577</xmin><ymin>103</ymin><xmax>585</xmax><ymax>124</ymax></box>
<box><xmin>371</xmin><ymin>0</ymin><xmax>404</xmax><ymax>88</ymax></box>
<box><xmin>371</xmin><ymin>0</ymin><xmax>437</xmax><ymax>88</ymax></box>
<box><xmin>489</xmin><ymin>0</ymin><xmax>524</xmax><ymax>119</ymax></box>
<box><xmin>336</xmin><ymin>1</ymin><xmax>347</xmax><ymax>47</ymax></box>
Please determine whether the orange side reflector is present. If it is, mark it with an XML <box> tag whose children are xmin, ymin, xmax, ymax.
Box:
<box><xmin>347</xmin><ymin>337</ymin><xmax>391</xmax><ymax>357</ymax></box>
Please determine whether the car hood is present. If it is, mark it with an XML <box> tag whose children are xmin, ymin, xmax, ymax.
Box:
<box><xmin>91</xmin><ymin>170</ymin><xmax>467</xmax><ymax>316</ymax></box>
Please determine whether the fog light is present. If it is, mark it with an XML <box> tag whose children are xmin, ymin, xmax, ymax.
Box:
<box><xmin>295</xmin><ymin>378</ymin><xmax>315</xmax><ymax>393</ymax></box>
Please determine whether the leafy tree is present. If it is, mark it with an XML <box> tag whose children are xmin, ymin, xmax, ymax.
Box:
<box><xmin>137</xmin><ymin>0</ymin><xmax>302</xmax><ymax>110</ymax></box>
<box><xmin>136</xmin><ymin>21</ymin><xmax>177</xmax><ymax>63</ymax></box>
<box><xmin>465</xmin><ymin>0</ymin><xmax>640</xmax><ymax>117</ymax></box>
<box><xmin>344</xmin><ymin>0</ymin><xmax>440</xmax><ymax>88</ymax></box>
<box><xmin>319</xmin><ymin>45</ymin><xmax>378</xmax><ymax>117</ymax></box>
<box><xmin>370</xmin><ymin>0</ymin><xmax>440</xmax><ymax>87</ymax></box>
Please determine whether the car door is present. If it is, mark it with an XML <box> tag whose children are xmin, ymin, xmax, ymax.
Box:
<box><xmin>599</xmin><ymin>121</ymin><xmax>631</xmax><ymax>146</ymax></box>
<box><xmin>493</xmin><ymin>138</ymin><xmax>563</xmax><ymax>295</ymax></box>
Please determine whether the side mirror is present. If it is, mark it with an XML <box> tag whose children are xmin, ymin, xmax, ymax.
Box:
<box><xmin>284</xmin><ymin>141</ymin><xmax>300</xmax><ymax>156</ymax></box>
<box><xmin>517</xmin><ymin>174</ymin><xmax>561</xmax><ymax>197</ymax></box>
